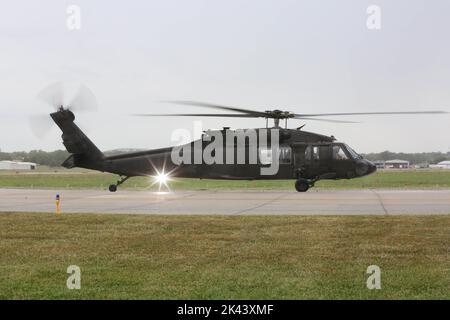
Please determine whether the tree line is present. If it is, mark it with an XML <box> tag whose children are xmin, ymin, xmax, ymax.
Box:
<box><xmin>362</xmin><ymin>151</ymin><xmax>449</xmax><ymax>165</ymax></box>
<box><xmin>0</xmin><ymin>149</ymin><xmax>449</xmax><ymax>167</ymax></box>
<box><xmin>0</xmin><ymin>150</ymin><xmax>70</xmax><ymax>167</ymax></box>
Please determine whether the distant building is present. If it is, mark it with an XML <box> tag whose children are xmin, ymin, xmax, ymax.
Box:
<box><xmin>385</xmin><ymin>159</ymin><xmax>410</xmax><ymax>169</ymax></box>
<box><xmin>430</xmin><ymin>160</ymin><xmax>450</xmax><ymax>169</ymax></box>
<box><xmin>373</xmin><ymin>160</ymin><xmax>386</xmax><ymax>169</ymax></box>
<box><xmin>0</xmin><ymin>160</ymin><xmax>37</xmax><ymax>170</ymax></box>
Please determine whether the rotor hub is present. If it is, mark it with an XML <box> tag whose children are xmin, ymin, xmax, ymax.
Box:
<box><xmin>264</xmin><ymin>110</ymin><xmax>294</xmax><ymax>119</ymax></box>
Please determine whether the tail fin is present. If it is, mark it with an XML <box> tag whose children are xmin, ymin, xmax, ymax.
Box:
<box><xmin>50</xmin><ymin>108</ymin><xmax>104</xmax><ymax>169</ymax></box>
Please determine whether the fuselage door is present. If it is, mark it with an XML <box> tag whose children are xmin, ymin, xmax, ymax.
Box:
<box><xmin>293</xmin><ymin>143</ymin><xmax>332</xmax><ymax>179</ymax></box>
<box><xmin>331</xmin><ymin>143</ymin><xmax>356</xmax><ymax>178</ymax></box>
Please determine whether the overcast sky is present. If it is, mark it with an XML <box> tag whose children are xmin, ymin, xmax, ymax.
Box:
<box><xmin>1</xmin><ymin>0</ymin><xmax>449</xmax><ymax>153</ymax></box>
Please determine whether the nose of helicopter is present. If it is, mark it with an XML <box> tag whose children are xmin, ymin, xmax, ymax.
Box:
<box><xmin>367</xmin><ymin>160</ymin><xmax>377</xmax><ymax>175</ymax></box>
<box><xmin>355</xmin><ymin>159</ymin><xmax>377</xmax><ymax>177</ymax></box>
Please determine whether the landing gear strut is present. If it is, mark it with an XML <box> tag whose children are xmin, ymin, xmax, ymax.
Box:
<box><xmin>109</xmin><ymin>176</ymin><xmax>130</xmax><ymax>192</ymax></box>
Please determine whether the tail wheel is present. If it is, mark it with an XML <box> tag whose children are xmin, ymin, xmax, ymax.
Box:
<box><xmin>295</xmin><ymin>179</ymin><xmax>309</xmax><ymax>192</ymax></box>
<box><xmin>108</xmin><ymin>176</ymin><xmax>129</xmax><ymax>193</ymax></box>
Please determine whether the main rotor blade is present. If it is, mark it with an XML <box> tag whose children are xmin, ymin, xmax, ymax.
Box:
<box><xmin>132</xmin><ymin>113</ymin><xmax>259</xmax><ymax>118</ymax></box>
<box><xmin>132</xmin><ymin>113</ymin><xmax>357</xmax><ymax>122</ymax></box>
<box><xmin>295</xmin><ymin>110</ymin><xmax>448</xmax><ymax>117</ymax></box>
<box><xmin>293</xmin><ymin>117</ymin><xmax>358</xmax><ymax>123</ymax></box>
<box><xmin>163</xmin><ymin>100</ymin><xmax>267</xmax><ymax>117</ymax></box>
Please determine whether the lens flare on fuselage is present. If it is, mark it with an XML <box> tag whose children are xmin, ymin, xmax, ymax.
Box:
<box><xmin>150</xmin><ymin>168</ymin><xmax>173</xmax><ymax>192</ymax></box>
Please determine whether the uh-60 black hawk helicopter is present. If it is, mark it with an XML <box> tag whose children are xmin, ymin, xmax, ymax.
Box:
<box><xmin>37</xmin><ymin>83</ymin><xmax>447</xmax><ymax>193</ymax></box>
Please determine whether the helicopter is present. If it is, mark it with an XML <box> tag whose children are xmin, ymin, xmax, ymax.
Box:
<box><xmin>35</xmin><ymin>83</ymin><xmax>447</xmax><ymax>192</ymax></box>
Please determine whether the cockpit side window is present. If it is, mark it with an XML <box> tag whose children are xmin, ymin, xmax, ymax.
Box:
<box><xmin>332</xmin><ymin>145</ymin><xmax>349</xmax><ymax>160</ymax></box>
<box><xmin>344</xmin><ymin>144</ymin><xmax>362</xmax><ymax>160</ymax></box>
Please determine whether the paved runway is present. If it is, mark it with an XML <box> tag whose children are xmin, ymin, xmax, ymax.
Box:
<box><xmin>1</xmin><ymin>188</ymin><xmax>450</xmax><ymax>215</ymax></box>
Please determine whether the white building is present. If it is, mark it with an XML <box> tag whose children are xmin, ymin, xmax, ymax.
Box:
<box><xmin>385</xmin><ymin>159</ymin><xmax>410</xmax><ymax>169</ymax></box>
<box><xmin>0</xmin><ymin>160</ymin><xmax>37</xmax><ymax>170</ymax></box>
<box><xmin>430</xmin><ymin>160</ymin><xmax>450</xmax><ymax>169</ymax></box>
<box><xmin>373</xmin><ymin>160</ymin><xmax>386</xmax><ymax>169</ymax></box>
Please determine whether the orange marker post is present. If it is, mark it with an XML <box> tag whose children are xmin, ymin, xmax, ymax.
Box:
<box><xmin>56</xmin><ymin>194</ymin><xmax>61</xmax><ymax>215</ymax></box>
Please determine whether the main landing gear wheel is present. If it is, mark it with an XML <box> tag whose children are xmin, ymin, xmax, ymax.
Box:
<box><xmin>109</xmin><ymin>176</ymin><xmax>130</xmax><ymax>192</ymax></box>
<box><xmin>295</xmin><ymin>179</ymin><xmax>310</xmax><ymax>192</ymax></box>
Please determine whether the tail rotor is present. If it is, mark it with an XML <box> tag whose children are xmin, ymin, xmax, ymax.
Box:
<box><xmin>30</xmin><ymin>81</ymin><xmax>98</xmax><ymax>139</ymax></box>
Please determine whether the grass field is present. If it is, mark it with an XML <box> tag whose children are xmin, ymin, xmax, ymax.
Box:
<box><xmin>1</xmin><ymin>169</ymin><xmax>450</xmax><ymax>190</ymax></box>
<box><xmin>0</xmin><ymin>213</ymin><xmax>448</xmax><ymax>299</ymax></box>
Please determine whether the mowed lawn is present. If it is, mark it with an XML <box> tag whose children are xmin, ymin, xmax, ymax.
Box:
<box><xmin>1</xmin><ymin>169</ymin><xmax>450</xmax><ymax>190</ymax></box>
<box><xmin>0</xmin><ymin>213</ymin><xmax>448</xmax><ymax>299</ymax></box>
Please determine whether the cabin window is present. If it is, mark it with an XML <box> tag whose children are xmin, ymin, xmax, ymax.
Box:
<box><xmin>312</xmin><ymin>146</ymin><xmax>320</xmax><ymax>160</ymax></box>
<box><xmin>305</xmin><ymin>146</ymin><xmax>320</xmax><ymax>160</ymax></box>
<box><xmin>259</xmin><ymin>146</ymin><xmax>291</xmax><ymax>164</ymax></box>
<box><xmin>279</xmin><ymin>146</ymin><xmax>292</xmax><ymax>164</ymax></box>
<box><xmin>259</xmin><ymin>148</ymin><xmax>273</xmax><ymax>165</ymax></box>
<box><xmin>305</xmin><ymin>145</ymin><xmax>312</xmax><ymax>161</ymax></box>
<box><xmin>305</xmin><ymin>145</ymin><xmax>330</xmax><ymax>161</ymax></box>
<box><xmin>332</xmin><ymin>145</ymin><xmax>348</xmax><ymax>160</ymax></box>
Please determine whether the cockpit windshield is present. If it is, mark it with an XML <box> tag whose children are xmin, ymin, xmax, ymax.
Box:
<box><xmin>344</xmin><ymin>144</ymin><xmax>362</xmax><ymax>160</ymax></box>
